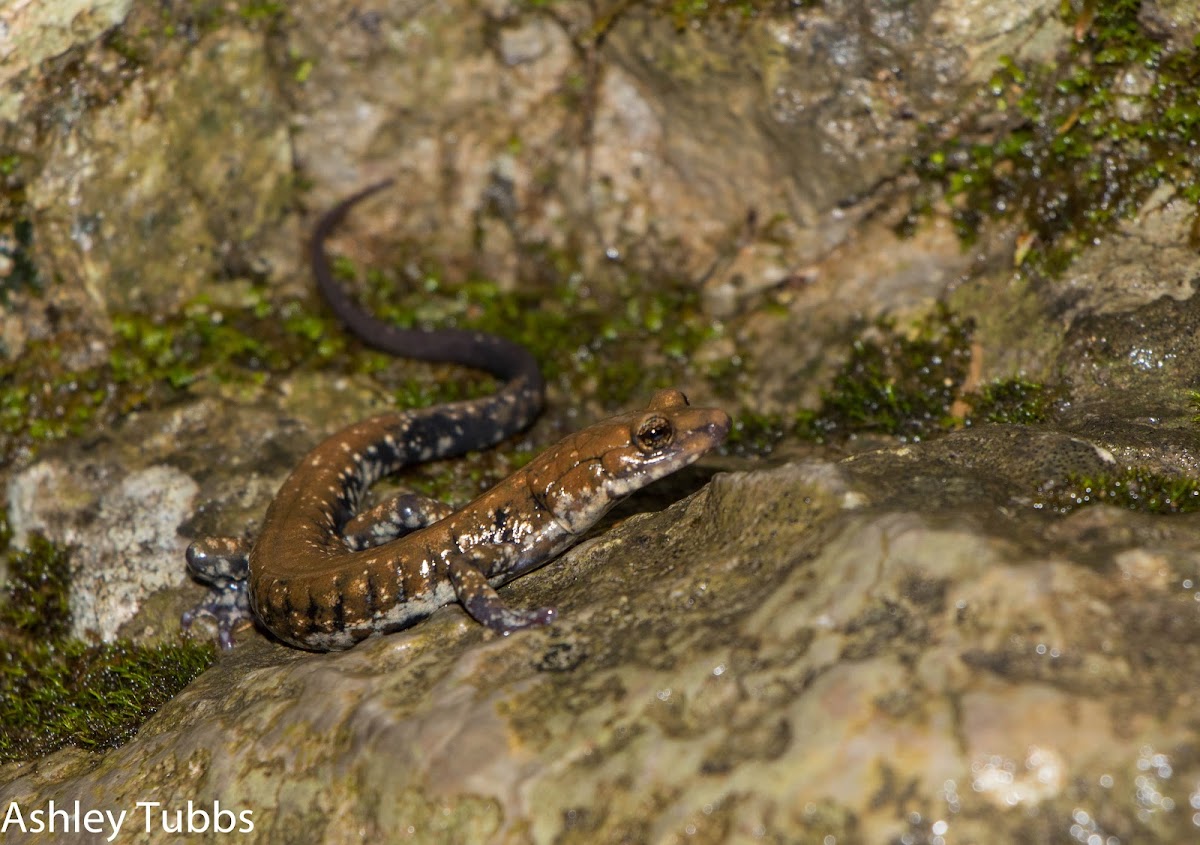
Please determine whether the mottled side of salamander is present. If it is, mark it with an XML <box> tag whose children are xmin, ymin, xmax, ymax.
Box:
<box><xmin>182</xmin><ymin>181</ymin><xmax>729</xmax><ymax>651</ymax></box>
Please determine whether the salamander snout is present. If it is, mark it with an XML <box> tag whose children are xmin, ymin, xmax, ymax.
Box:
<box><xmin>527</xmin><ymin>390</ymin><xmax>731</xmax><ymax>534</ymax></box>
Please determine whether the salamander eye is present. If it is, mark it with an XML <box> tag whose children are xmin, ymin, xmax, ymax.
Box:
<box><xmin>634</xmin><ymin>415</ymin><xmax>674</xmax><ymax>454</ymax></box>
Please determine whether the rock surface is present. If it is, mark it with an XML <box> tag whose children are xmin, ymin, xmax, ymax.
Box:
<box><xmin>2</xmin><ymin>1</ymin><xmax>1200</xmax><ymax>844</ymax></box>
<box><xmin>5</xmin><ymin>452</ymin><xmax>1200</xmax><ymax>842</ymax></box>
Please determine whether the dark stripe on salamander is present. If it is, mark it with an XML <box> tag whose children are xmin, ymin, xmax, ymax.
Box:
<box><xmin>330</xmin><ymin>574</ymin><xmax>345</xmax><ymax>633</ymax></box>
<box><xmin>363</xmin><ymin>571</ymin><xmax>378</xmax><ymax>619</ymax></box>
<box><xmin>279</xmin><ymin>583</ymin><xmax>295</xmax><ymax>626</ymax></box>
<box><xmin>309</xmin><ymin>588</ymin><xmax>324</xmax><ymax>633</ymax></box>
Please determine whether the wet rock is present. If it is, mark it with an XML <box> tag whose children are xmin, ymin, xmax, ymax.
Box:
<box><xmin>1139</xmin><ymin>0</ymin><xmax>1200</xmax><ymax>47</ymax></box>
<box><xmin>4</xmin><ymin>0</ymin><xmax>1062</xmax><ymax>398</ymax></box>
<box><xmin>4</xmin><ymin>415</ymin><xmax>203</xmax><ymax>641</ymax></box>
<box><xmin>4</xmin><ymin>442</ymin><xmax>1200</xmax><ymax>841</ymax></box>
<box><xmin>0</xmin><ymin>1</ymin><xmax>134</xmax><ymax>123</ymax></box>
<box><xmin>5</xmin><ymin>9</ymin><xmax>294</xmax><ymax>324</ymax></box>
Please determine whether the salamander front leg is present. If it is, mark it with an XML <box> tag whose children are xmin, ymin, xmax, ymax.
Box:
<box><xmin>342</xmin><ymin>493</ymin><xmax>455</xmax><ymax>550</ymax></box>
<box><xmin>447</xmin><ymin>558</ymin><xmax>556</xmax><ymax>634</ymax></box>
<box><xmin>181</xmin><ymin>536</ymin><xmax>252</xmax><ymax>649</ymax></box>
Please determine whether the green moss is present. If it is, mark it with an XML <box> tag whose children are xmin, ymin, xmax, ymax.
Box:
<box><xmin>0</xmin><ymin>534</ymin><xmax>72</xmax><ymax>640</ymax></box>
<box><xmin>661</xmin><ymin>0</ymin><xmax>775</xmax><ymax>28</ymax></box>
<box><xmin>0</xmin><ymin>528</ymin><xmax>215</xmax><ymax>764</ymax></box>
<box><xmin>238</xmin><ymin>0</ymin><xmax>285</xmax><ymax>22</ymax></box>
<box><xmin>0</xmin><ymin>230</ymin><xmax>738</xmax><ymax>494</ymax></box>
<box><xmin>798</xmin><ymin>307</ymin><xmax>975</xmax><ymax>441</ymax></box>
<box><xmin>348</xmin><ymin>255</ymin><xmax>727</xmax><ymax>410</ymax></box>
<box><xmin>905</xmin><ymin>1</ymin><xmax>1200</xmax><ymax>273</ymax></box>
<box><xmin>0</xmin><ymin>284</ymin><xmax>377</xmax><ymax>464</ymax></box>
<box><xmin>293</xmin><ymin>56</ymin><xmax>314</xmax><ymax>84</ymax></box>
<box><xmin>0</xmin><ymin>638</ymin><xmax>215</xmax><ymax>763</ymax></box>
<box><xmin>1</xmin><ymin>236</ymin><xmax>740</xmax><ymax>500</ymax></box>
<box><xmin>720</xmin><ymin>310</ymin><xmax>1057</xmax><ymax>452</ymax></box>
<box><xmin>723</xmin><ymin>410</ymin><xmax>788</xmax><ymax>456</ymax></box>
<box><xmin>1036</xmin><ymin>467</ymin><xmax>1200</xmax><ymax>515</ymax></box>
<box><xmin>966</xmin><ymin>378</ymin><xmax>1057</xmax><ymax>425</ymax></box>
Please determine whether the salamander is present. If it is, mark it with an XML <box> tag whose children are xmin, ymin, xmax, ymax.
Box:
<box><xmin>182</xmin><ymin>180</ymin><xmax>730</xmax><ymax>651</ymax></box>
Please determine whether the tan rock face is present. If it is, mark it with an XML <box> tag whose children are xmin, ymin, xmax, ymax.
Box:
<box><xmin>6</xmin><ymin>453</ymin><xmax>1200</xmax><ymax>842</ymax></box>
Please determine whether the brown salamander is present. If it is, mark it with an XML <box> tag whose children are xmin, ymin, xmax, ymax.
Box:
<box><xmin>182</xmin><ymin>181</ymin><xmax>730</xmax><ymax>651</ymax></box>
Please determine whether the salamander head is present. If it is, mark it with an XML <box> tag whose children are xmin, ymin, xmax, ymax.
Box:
<box><xmin>527</xmin><ymin>389</ymin><xmax>731</xmax><ymax>534</ymax></box>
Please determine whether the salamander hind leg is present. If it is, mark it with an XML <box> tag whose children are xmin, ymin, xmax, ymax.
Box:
<box><xmin>181</xmin><ymin>536</ymin><xmax>253</xmax><ymax>649</ymax></box>
<box><xmin>447</xmin><ymin>558</ymin><xmax>556</xmax><ymax>634</ymax></box>
<box><xmin>342</xmin><ymin>493</ymin><xmax>455</xmax><ymax>550</ymax></box>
